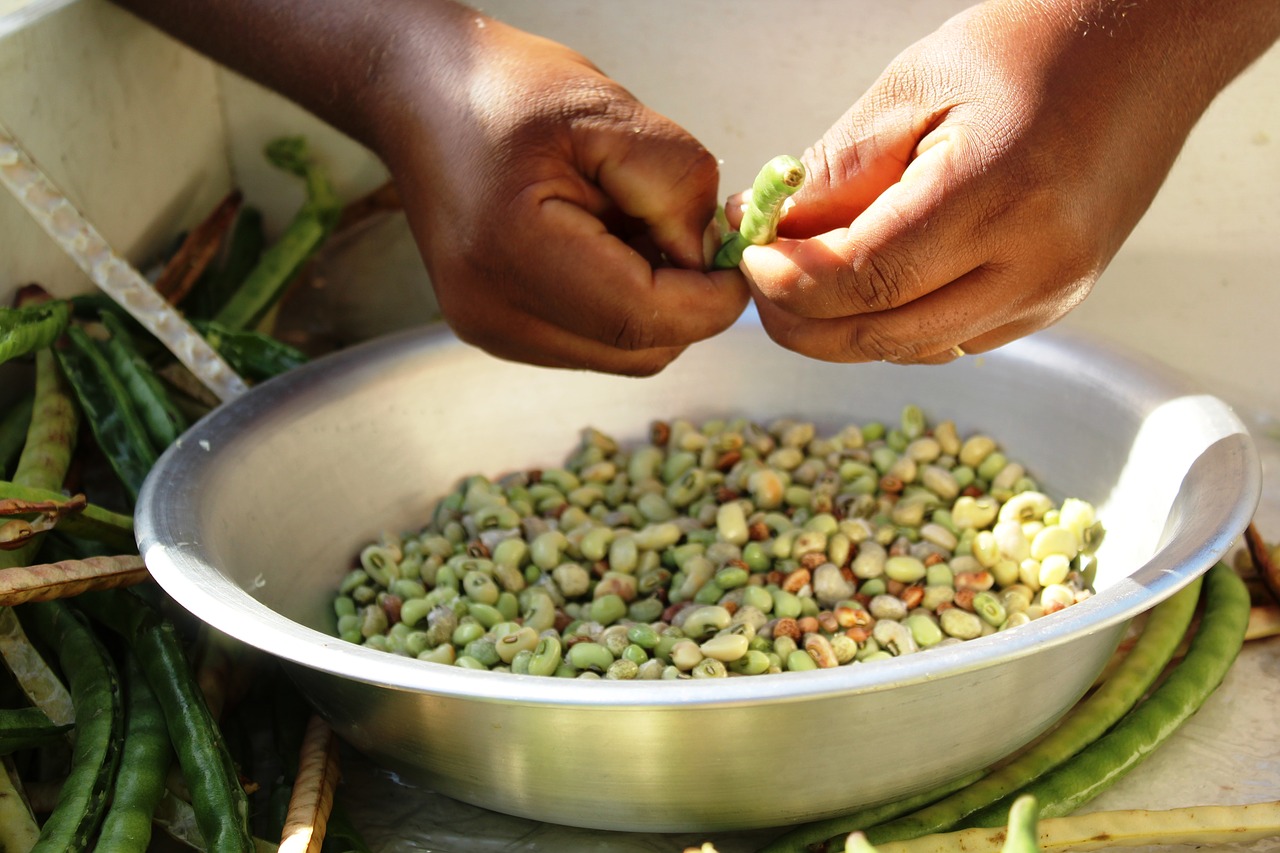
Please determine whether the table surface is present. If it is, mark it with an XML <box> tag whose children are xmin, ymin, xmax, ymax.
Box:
<box><xmin>333</xmin><ymin>404</ymin><xmax>1280</xmax><ymax>853</ymax></box>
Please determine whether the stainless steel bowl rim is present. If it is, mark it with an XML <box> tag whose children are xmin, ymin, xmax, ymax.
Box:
<box><xmin>135</xmin><ymin>322</ymin><xmax>1261</xmax><ymax>709</ymax></box>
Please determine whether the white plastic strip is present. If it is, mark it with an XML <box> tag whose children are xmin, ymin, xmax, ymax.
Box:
<box><xmin>0</xmin><ymin>119</ymin><xmax>248</xmax><ymax>402</ymax></box>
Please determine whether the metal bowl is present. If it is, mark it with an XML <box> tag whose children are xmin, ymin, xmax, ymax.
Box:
<box><xmin>136</xmin><ymin>320</ymin><xmax>1260</xmax><ymax>832</ymax></box>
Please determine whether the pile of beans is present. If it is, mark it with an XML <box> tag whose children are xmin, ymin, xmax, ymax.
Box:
<box><xmin>331</xmin><ymin>408</ymin><xmax>1103</xmax><ymax>679</ymax></box>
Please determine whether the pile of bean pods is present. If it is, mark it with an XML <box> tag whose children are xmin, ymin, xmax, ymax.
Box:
<box><xmin>332</xmin><ymin>407</ymin><xmax>1105</xmax><ymax>679</ymax></box>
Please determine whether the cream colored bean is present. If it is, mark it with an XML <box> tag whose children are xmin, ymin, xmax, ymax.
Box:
<box><xmin>991</xmin><ymin>461</ymin><xmax>1025</xmax><ymax>494</ymax></box>
<box><xmin>940</xmin><ymin>607</ymin><xmax>985</xmax><ymax>640</ymax></box>
<box><xmin>803</xmin><ymin>633</ymin><xmax>840</xmax><ymax>668</ymax></box>
<box><xmin>872</xmin><ymin>620</ymin><xmax>918</xmax><ymax>656</ymax></box>
<box><xmin>884</xmin><ymin>555</ymin><xmax>928</xmax><ymax>584</ymax></box>
<box><xmin>1058</xmin><ymin>497</ymin><xmax>1097</xmax><ymax>535</ymax></box>
<box><xmin>998</xmin><ymin>490</ymin><xmax>1054</xmax><ymax>523</ymax></box>
<box><xmin>1040</xmin><ymin>583</ymin><xmax>1077</xmax><ymax>614</ymax></box>
<box><xmin>905</xmin><ymin>436</ymin><xmax>942</xmax><ymax>464</ymax></box>
<box><xmin>700</xmin><ymin>633</ymin><xmax>750</xmax><ymax>662</ymax></box>
<box><xmin>669</xmin><ymin>639</ymin><xmax>704</xmax><ymax>671</ymax></box>
<box><xmin>716</xmin><ymin>501</ymin><xmax>749</xmax><ymax>546</ymax></box>
<box><xmin>792</xmin><ymin>529</ymin><xmax>828</xmax><ymax>558</ymax></box>
<box><xmin>813</xmin><ymin>563</ymin><xmax>857</xmax><ymax>607</ymax></box>
<box><xmin>828</xmin><ymin>532</ymin><xmax>853</xmax><ymax>569</ymax></box>
<box><xmin>971</xmin><ymin>530</ymin><xmax>999</xmax><ymax>568</ymax></box>
<box><xmin>952</xmin><ymin>495</ymin><xmax>999</xmax><ymax>530</ymax></box>
<box><xmin>991</xmin><ymin>558</ymin><xmax>1021</xmax><ymax>588</ymax></box>
<box><xmin>958</xmin><ymin>435</ymin><xmax>997</xmax><ymax>468</ymax></box>
<box><xmin>1018</xmin><ymin>558</ymin><xmax>1043</xmax><ymax>591</ymax></box>
<box><xmin>1038</xmin><ymin>553</ymin><xmax>1071</xmax><ymax>587</ymax></box>
<box><xmin>993</xmin><ymin>519</ymin><xmax>1031</xmax><ymax>562</ymax></box>
<box><xmin>551</xmin><ymin>563</ymin><xmax>592</xmax><ymax>598</ymax></box>
<box><xmin>919</xmin><ymin>522</ymin><xmax>958</xmax><ymax>552</ymax></box>
<box><xmin>921</xmin><ymin>465</ymin><xmax>960</xmax><ymax>501</ymax></box>
<box><xmin>1031</xmin><ymin>525</ymin><xmax>1080</xmax><ymax>561</ymax></box>
<box><xmin>934</xmin><ymin>420</ymin><xmax>961</xmax><ymax>455</ymax></box>
<box><xmin>852</xmin><ymin>541</ymin><xmax>887</xmax><ymax>579</ymax></box>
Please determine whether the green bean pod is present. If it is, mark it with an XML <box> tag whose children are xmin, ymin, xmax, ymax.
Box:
<box><xmin>0</xmin><ymin>705</ymin><xmax>73</xmax><ymax>753</ymax></box>
<box><xmin>713</xmin><ymin>154</ymin><xmax>806</xmax><ymax>269</ymax></box>
<box><xmin>757</xmin><ymin>770</ymin><xmax>988</xmax><ymax>853</ymax></box>
<box><xmin>20</xmin><ymin>599</ymin><xmax>123</xmax><ymax>852</ymax></box>
<box><xmin>860</xmin><ymin>574</ymin><xmax>1203</xmax><ymax>846</ymax></box>
<box><xmin>99</xmin><ymin>311</ymin><xmax>188</xmax><ymax>451</ymax></box>
<box><xmin>213</xmin><ymin>137</ymin><xmax>341</xmax><ymax>332</ymax></box>
<box><xmin>54</xmin><ymin>326</ymin><xmax>158</xmax><ymax>503</ymax></box>
<box><xmin>11</xmin><ymin>347</ymin><xmax>78</xmax><ymax>492</ymax></box>
<box><xmin>193</xmin><ymin>318</ymin><xmax>308</xmax><ymax>381</ymax></box>
<box><xmin>96</xmin><ymin>651</ymin><xmax>174</xmax><ymax>851</ymax></box>
<box><xmin>998</xmin><ymin>795</ymin><xmax>1041</xmax><ymax>853</ymax></box>
<box><xmin>963</xmin><ymin>562</ymin><xmax>1249</xmax><ymax>827</ymax></box>
<box><xmin>182</xmin><ymin>206</ymin><xmax>266</xmax><ymax>320</ymax></box>
<box><xmin>0</xmin><ymin>300</ymin><xmax>70</xmax><ymax>365</ymax></box>
<box><xmin>2</xmin><ymin>348</ymin><xmax>79</xmax><ymax>570</ymax></box>
<box><xmin>75</xmin><ymin>589</ymin><xmax>255</xmax><ymax>852</ymax></box>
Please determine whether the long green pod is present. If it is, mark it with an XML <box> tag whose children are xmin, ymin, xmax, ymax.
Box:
<box><xmin>99</xmin><ymin>311</ymin><xmax>188</xmax><ymax>451</ymax></box>
<box><xmin>0</xmin><ymin>761</ymin><xmax>41</xmax><ymax>851</ymax></box>
<box><xmin>76</xmin><ymin>589</ymin><xmax>255</xmax><ymax>852</ymax></box>
<box><xmin>963</xmin><ymin>562</ymin><xmax>1249</xmax><ymax>827</ymax></box>
<box><xmin>713</xmin><ymin>154</ymin><xmax>805</xmax><ymax>269</ymax></box>
<box><xmin>0</xmin><ymin>705</ymin><xmax>73</xmax><ymax>753</ymax></box>
<box><xmin>0</xmin><ymin>605</ymin><xmax>75</xmax><ymax>724</ymax></box>
<box><xmin>0</xmin><ymin>300</ymin><xmax>70</xmax><ymax>366</ymax></box>
<box><xmin>2</xmin><ymin>348</ymin><xmax>79</xmax><ymax>570</ymax></box>
<box><xmin>10</xmin><ymin>348</ymin><xmax>77</xmax><ymax>493</ymax></box>
<box><xmin>859</xmin><ymin>575</ymin><xmax>1203</xmax><ymax>847</ymax></box>
<box><xmin>758</xmin><ymin>771</ymin><xmax>986</xmax><ymax>853</ymax></box>
<box><xmin>863</xmin><ymin>799</ymin><xmax>1280</xmax><ymax>853</ymax></box>
<box><xmin>213</xmin><ymin>138</ymin><xmax>341</xmax><ymax>332</ymax></box>
<box><xmin>184</xmin><ymin>205</ymin><xmax>267</xmax><ymax>320</ymax></box>
<box><xmin>0</xmin><ymin>390</ymin><xmax>34</xmax><ymax>479</ymax></box>
<box><xmin>55</xmin><ymin>326</ymin><xmax>157</xmax><ymax>503</ymax></box>
<box><xmin>0</xmin><ymin>481</ymin><xmax>135</xmax><ymax>554</ymax></box>
<box><xmin>95</xmin><ymin>651</ymin><xmax>174</xmax><ymax>851</ymax></box>
<box><xmin>20</xmin><ymin>599</ymin><xmax>123</xmax><ymax>852</ymax></box>
<box><xmin>193</xmin><ymin>319</ymin><xmax>308</xmax><ymax>382</ymax></box>
<box><xmin>999</xmin><ymin>796</ymin><xmax>1042</xmax><ymax>853</ymax></box>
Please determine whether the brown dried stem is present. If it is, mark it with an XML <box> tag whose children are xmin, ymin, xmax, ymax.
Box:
<box><xmin>0</xmin><ymin>554</ymin><xmax>148</xmax><ymax>606</ymax></box>
<box><xmin>154</xmin><ymin>190</ymin><xmax>243</xmax><ymax>304</ymax></box>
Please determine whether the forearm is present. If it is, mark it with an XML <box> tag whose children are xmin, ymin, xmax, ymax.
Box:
<box><xmin>1000</xmin><ymin>0</ymin><xmax>1280</xmax><ymax>124</ymax></box>
<box><xmin>108</xmin><ymin>0</ymin><xmax>483</xmax><ymax>155</ymax></box>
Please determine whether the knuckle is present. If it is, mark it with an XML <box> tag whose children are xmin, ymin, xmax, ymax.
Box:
<box><xmin>841</xmin><ymin>248</ymin><xmax>913</xmax><ymax>314</ymax></box>
<box><xmin>848</xmin><ymin>324</ymin><xmax>919</xmax><ymax>364</ymax></box>
<box><xmin>609</xmin><ymin>309</ymin><xmax>660</xmax><ymax>353</ymax></box>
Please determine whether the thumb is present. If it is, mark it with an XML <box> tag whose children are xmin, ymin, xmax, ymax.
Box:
<box><xmin>778</xmin><ymin>99</ymin><xmax>928</xmax><ymax>239</ymax></box>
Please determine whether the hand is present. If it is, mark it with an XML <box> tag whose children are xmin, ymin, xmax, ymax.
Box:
<box><xmin>732</xmin><ymin>0</ymin><xmax>1280</xmax><ymax>364</ymax></box>
<box><xmin>369</xmin><ymin>10</ymin><xmax>749</xmax><ymax>375</ymax></box>
<box><xmin>111</xmin><ymin>0</ymin><xmax>749</xmax><ymax>376</ymax></box>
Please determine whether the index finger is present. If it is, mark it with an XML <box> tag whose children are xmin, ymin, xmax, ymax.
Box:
<box><xmin>516</xmin><ymin>197</ymin><xmax>751</xmax><ymax>351</ymax></box>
